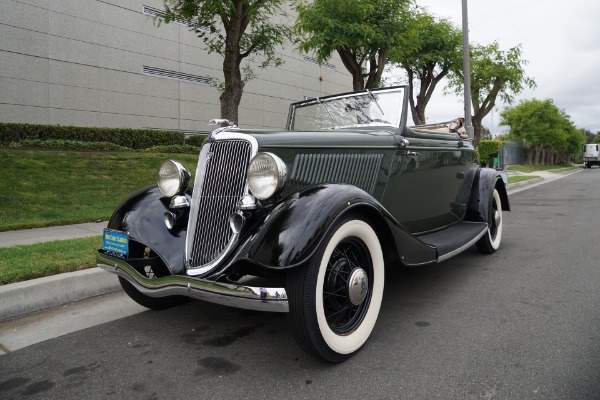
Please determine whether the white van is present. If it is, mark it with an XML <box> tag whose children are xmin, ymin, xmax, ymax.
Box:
<box><xmin>583</xmin><ymin>144</ymin><xmax>600</xmax><ymax>168</ymax></box>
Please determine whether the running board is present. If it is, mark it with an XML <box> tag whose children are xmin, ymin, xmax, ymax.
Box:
<box><xmin>417</xmin><ymin>221</ymin><xmax>488</xmax><ymax>262</ymax></box>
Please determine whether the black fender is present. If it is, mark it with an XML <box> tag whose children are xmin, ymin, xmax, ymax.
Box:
<box><xmin>242</xmin><ymin>184</ymin><xmax>437</xmax><ymax>269</ymax></box>
<box><xmin>467</xmin><ymin>168</ymin><xmax>510</xmax><ymax>224</ymax></box>
<box><xmin>107</xmin><ymin>185</ymin><xmax>189</xmax><ymax>275</ymax></box>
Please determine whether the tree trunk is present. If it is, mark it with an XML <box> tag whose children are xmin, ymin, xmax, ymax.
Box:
<box><xmin>526</xmin><ymin>147</ymin><xmax>534</xmax><ymax>164</ymax></box>
<box><xmin>472</xmin><ymin>118</ymin><xmax>483</xmax><ymax>147</ymax></box>
<box><xmin>337</xmin><ymin>49</ymin><xmax>365</xmax><ymax>91</ymax></box>
<box><xmin>534</xmin><ymin>145</ymin><xmax>542</xmax><ymax>165</ymax></box>
<box><xmin>219</xmin><ymin>5</ymin><xmax>245</xmax><ymax>124</ymax></box>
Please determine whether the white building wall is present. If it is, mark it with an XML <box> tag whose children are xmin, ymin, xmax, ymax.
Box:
<box><xmin>0</xmin><ymin>0</ymin><xmax>352</xmax><ymax>132</ymax></box>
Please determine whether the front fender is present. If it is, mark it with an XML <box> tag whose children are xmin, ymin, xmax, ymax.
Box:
<box><xmin>243</xmin><ymin>184</ymin><xmax>437</xmax><ymax>269</ymax></box>
<box><xmin>107</xmin><ymin>185</ymin><xmax>189</xmax><ymax>275</ymax></box>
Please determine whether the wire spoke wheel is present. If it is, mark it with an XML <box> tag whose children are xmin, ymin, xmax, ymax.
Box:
<box><xmin>287</xmin><ymin>215</ymin><xmax>384</xmax><ymax>363</ymax></box>
<box><xmin>323</xmin><ymin>239</ymin><xmax>373</xmax><ymax>334</ymax></box>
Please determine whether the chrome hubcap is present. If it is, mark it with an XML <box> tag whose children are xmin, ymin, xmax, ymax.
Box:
<box><xmin>494</xmin><ymin>210</ymin><xmax>501</xmax><ymax>227</ymax></box>
<box><xmin>348</xmin><ymin>268</ymin><xmax>369</xmax><ymax>306</ymax></box>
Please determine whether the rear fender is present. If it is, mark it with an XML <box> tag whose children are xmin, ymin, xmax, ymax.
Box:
<box><xmin>467</xmin><ymin>168</ymin><xmax>510</xmax><ymax>224</ymax></box>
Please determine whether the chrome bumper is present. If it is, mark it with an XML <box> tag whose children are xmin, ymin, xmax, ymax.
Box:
<box><xmin>97</xmin><ymin>251</ymin><xmax>288</xmax><ymax>312</ymax></box>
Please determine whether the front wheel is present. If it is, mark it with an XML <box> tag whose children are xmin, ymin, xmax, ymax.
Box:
<box><xmin>476</xmin><ymin>188</ymin><xmax>503</xmax><ymax>254</ymax></box>
<box><xmin>286</xmin><ymin>215</ymin><xmax>384</xmax><ymax>363</ymax></box>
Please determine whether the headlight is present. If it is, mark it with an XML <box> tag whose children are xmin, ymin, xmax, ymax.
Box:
<box><xmin>157</xmin><ymin>160</ymin><xmax>190</xmax><ymax>197</ymax></box>
<box><xmin>247</xmin><ymin>152</ymin><xmax>287</xmax><ymax>200</ymax></box>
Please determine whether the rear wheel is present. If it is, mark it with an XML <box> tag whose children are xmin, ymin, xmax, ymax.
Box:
<box><xmin>476</xmin><ymin>188</ymin><xmax>503</xmax><ymax>254</ymax></box>
<box><xmin>586</xmin><ymin>163</ymin><xmax>592</xmax><ymax>169</ymax></box>
<box><xmin>286</xmin><ymin>215</ymin><xmax>384</xmax><ymax>363</ymax></box>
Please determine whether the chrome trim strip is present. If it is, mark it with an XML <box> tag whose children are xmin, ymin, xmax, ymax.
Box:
<box><xmin>436</xmin><ymin>225</ymin><xmax>488</xmax><ymax>263</ymax></box>
<box><xmin>98</xmin><ymin>251</ymin><xmax>288</xmax><ymax>312</ymax></box>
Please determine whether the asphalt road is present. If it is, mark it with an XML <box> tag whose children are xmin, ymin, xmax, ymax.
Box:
<box><xmin>1</xmin><ymin>170</ymin><xmax>600</xmax><ymax>400</ymax></box>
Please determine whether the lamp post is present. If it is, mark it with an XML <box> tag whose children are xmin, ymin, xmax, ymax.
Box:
<box><xmin>462</xmin><ymin>0</ymin><xmax>474</xmax><ymax>141</ymax></box>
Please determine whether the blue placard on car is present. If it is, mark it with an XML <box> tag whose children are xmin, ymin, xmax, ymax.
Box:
<box><xmin>103</xmin><ymin>229</ymin><xmax>129</xmax><ymax>256</ymax></box>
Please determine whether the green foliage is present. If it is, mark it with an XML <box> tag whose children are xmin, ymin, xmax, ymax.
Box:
<box><xmin>389</xmin><ymin>9</ymin><xmax>462</xmax><ymax>124</ymax></box>
<box><xmin>447</xmin><ymin>41</ymin><xmax>536</xmax><ymax>144</ymax></box>
<box><xmin>186</xmin><ymin>134</ymin><xmax>208</xmax><ymax>147</ymax></box>
<box><xmin>10</xmin><ymin>139</ymin><xmax>131</xmax><ymax>152</ymax></box>
<box><xmin>477</xmin><ymin>140</ymin><xmax>501</xmax><ymax>167</ymax></box>
<box><xmin>161</xmin><ymin>0</ymin><xmax>293</xmax><ymax>122</ymax></box>
<box><xmin>593</xmin><ymin>134</ymin><xmax>600</xmax><ymax>144</ymax></box>
<box><xmin>0</xmin><ymin>123</ymin><xmax>184</xmax><ymax>149</ymax></box>
<box><xmin>500</xmin><ymin>99</ymin><xmax>585</xmax><ymax>163</ymax></box>
<box><xmin>162</xmin><ymin>0</ymin><xmax>291</xmax><ymax>75</ymax></box>
<box><xmin>296</xmin><ymin>0</ymin><xmax>411</xmax><ymax>90</ymax></box>
<box><xmin>143</xmin><ymin>144</ymin><xmax>201</xmax><ymax>154</ymax></box>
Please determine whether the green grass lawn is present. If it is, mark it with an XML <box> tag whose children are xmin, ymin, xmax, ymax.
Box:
<box><xmin>508</xmin><ymin>175</ymin><xmax>540</xmax><ymax>184</ymax></box>
<box><xmin>0</xmin><ymin>149</ymin><xmax>198</xmax><ymax>231</ymax></box>
<box><xmin>507</xmin><ymin>164</ymin><xmax>574</xmax><ymax>173</ymax></box>
<box><xmin>0</xmin><ymin>236</ymin><xmax>102</xmax><ymax>285</ymax></box>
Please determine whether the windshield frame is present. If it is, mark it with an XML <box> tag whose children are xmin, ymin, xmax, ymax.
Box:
<box><xmin>286</xmin><ymin>86</ymin><xmax>408</xmax><ymax>132</ymax></box>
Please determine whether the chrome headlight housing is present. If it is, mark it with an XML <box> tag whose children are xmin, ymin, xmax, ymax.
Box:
<box><xmin>157</xmin><ymin>160</ymin><xmax>191</xmax><ymax>197</ymax></box>
<box><xmin>246</xmin><ymin>152</ymin><xmax>287</xmax><ymax>200</ymax></box>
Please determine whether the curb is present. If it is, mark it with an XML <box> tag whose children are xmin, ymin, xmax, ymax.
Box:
<box><xmin>0</xmin><ymin>267</ymin><xmax>120</xmax><ymax>322</ymax></box>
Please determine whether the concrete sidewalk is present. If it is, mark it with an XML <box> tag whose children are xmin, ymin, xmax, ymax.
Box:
<box><xmin>0</xmin><ymin>167</ymin><xmax>583</xmax><ymax>322</ymax></box>
<box><xmin>0</xmin><ymin>221</ymin><xmax>106</xmax><ymax>248</ymax></box>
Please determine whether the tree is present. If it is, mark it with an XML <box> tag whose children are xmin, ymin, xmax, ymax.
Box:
<box><xmin>479</xmin><ymin>125</ymin><xmax>493</xmax><ymax>141</ymax></box>
<box><xmin>389</xmin><ymin>11</ymin><xmax>462</xmax><ymax>125</ymax></box>
<box><xmin>500</xmin><ymin>98</ymin><xmax>584</xmax><ymax>165</ymax></box>
<box><xmin>161</xmin><ymin>0</ymin><xmax>292</xmax><ymax>124</ymax></box>
<box><xmin>448</xmin><ymin>41</ymin><xmax>536</xmax><ymax>146</ymax></box>
<box><xmin>296</xmin><ymin>0</ymin><xmax>411</xmax><ymax>91</ymax></box>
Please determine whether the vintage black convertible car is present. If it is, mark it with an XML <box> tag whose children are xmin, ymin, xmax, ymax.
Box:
<box><xmin>98</xmin><ymin>86</ymin><xmax>509</xmax><ymax>363</ymax></box>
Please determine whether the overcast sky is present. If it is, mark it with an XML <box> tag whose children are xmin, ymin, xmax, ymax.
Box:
<box><xmin>403</xmin><ymin>0</ymin><xmax>600</xmax><ymax>135</ymax></box>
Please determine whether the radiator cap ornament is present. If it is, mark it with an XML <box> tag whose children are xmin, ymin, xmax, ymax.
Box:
<box><xmin>208</xmin><ymin>119</ymin><xmax>237</xmax><ymax>141</ymax></box>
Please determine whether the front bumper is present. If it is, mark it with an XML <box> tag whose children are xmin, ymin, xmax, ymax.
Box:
<box><xmin>97</xmin><ymin>251</ymin><xmax>288</xmax><ymax>312</ymax></box>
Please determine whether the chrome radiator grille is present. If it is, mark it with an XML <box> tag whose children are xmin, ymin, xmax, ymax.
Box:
<box><xmin>186</xmin><ymin>139</ymin><xmax>253</xmax><ymax>272</ymax></box>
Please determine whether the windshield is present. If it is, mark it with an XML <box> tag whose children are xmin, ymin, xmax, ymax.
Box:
<box><xmin>288</xmin><ymin>87</ymin><xmax>405</xmax><ymax>131</ymax></box>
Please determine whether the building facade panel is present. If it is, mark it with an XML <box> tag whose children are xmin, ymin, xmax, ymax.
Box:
<box><xmin>0</xmin><ymin>51</ymin><xmax>49</xmax><ymax>83</ymax></box>
<box><xmin>1</xmin><ymin>0</ymin><xmax>49</xmax><ymax>34</ymax></box>
<box><xmin>1</xmin><ymin>0</ymin><xmax>352</xmax><ymax>131</ymax></box>
<box><xmin>49</xmin><ymin>108</ymin><xmax>100</xmax><ymax>127</ymax></box>
<box><xmin>0</xmin><ymin>24</ymin><xmax>49</xmax><ymax>58</ymax></box>
<box><xmin>49</xmin><ymin>60</ymin><xmax>100</xmax><ymax>90</ymax></box>
<box><xmin>49</xmin><ymin>84</ymin><xmax>100</xmax><ymax>113</ymax></box>
<box><xmin>0</xmin><ymin>104</ymin><xmax>49</xmax><ymax>125</ymax></box>
<box><xmin>0</xmin><ymin>77</ymin><xmax>49</xmax><ymax>108</ymax></box>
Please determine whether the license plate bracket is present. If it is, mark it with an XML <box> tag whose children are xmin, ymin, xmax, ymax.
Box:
<box><xmin>103</xmin><ymin>229</ymin><xmax>129</xmax><ymax>257</ymax></box>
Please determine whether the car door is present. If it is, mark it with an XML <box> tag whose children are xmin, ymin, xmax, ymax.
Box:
<box><xmin>381</xmin><ymin>130</ymin><xmax>478</xmax><ymax>234</ymax></box>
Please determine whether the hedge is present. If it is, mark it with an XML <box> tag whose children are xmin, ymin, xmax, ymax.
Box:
<box><xmin>477</xmin><ymin>140</ymin><xmax>502</xmax><ymax>167</ymax></box>
<box><xmin>187</xmin><ymin>134</ymin><xmax>208</xmax><ymax>147</ymax></box>
<box><xmin>0</xmin><ymin>122</ymin><xmax>185</xmax><ymax>149</ymax></box>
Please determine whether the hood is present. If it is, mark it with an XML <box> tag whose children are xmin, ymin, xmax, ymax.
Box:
<box><xmin>229</xmin><ymin>128</ymin><xmax>400</xmax><ymax>149</ymax></box>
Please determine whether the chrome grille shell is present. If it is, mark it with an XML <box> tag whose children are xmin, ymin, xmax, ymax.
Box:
<box><xmin>185</xmin><ymin>133</ymin><xmax>257</xmax><ymax>276</ymax></box>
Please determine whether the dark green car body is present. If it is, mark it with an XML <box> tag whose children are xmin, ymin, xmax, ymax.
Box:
<box><xmin>97</xmin><ymin>86</ymin><xmax>509</xmax><ymax>361</ymax></box>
